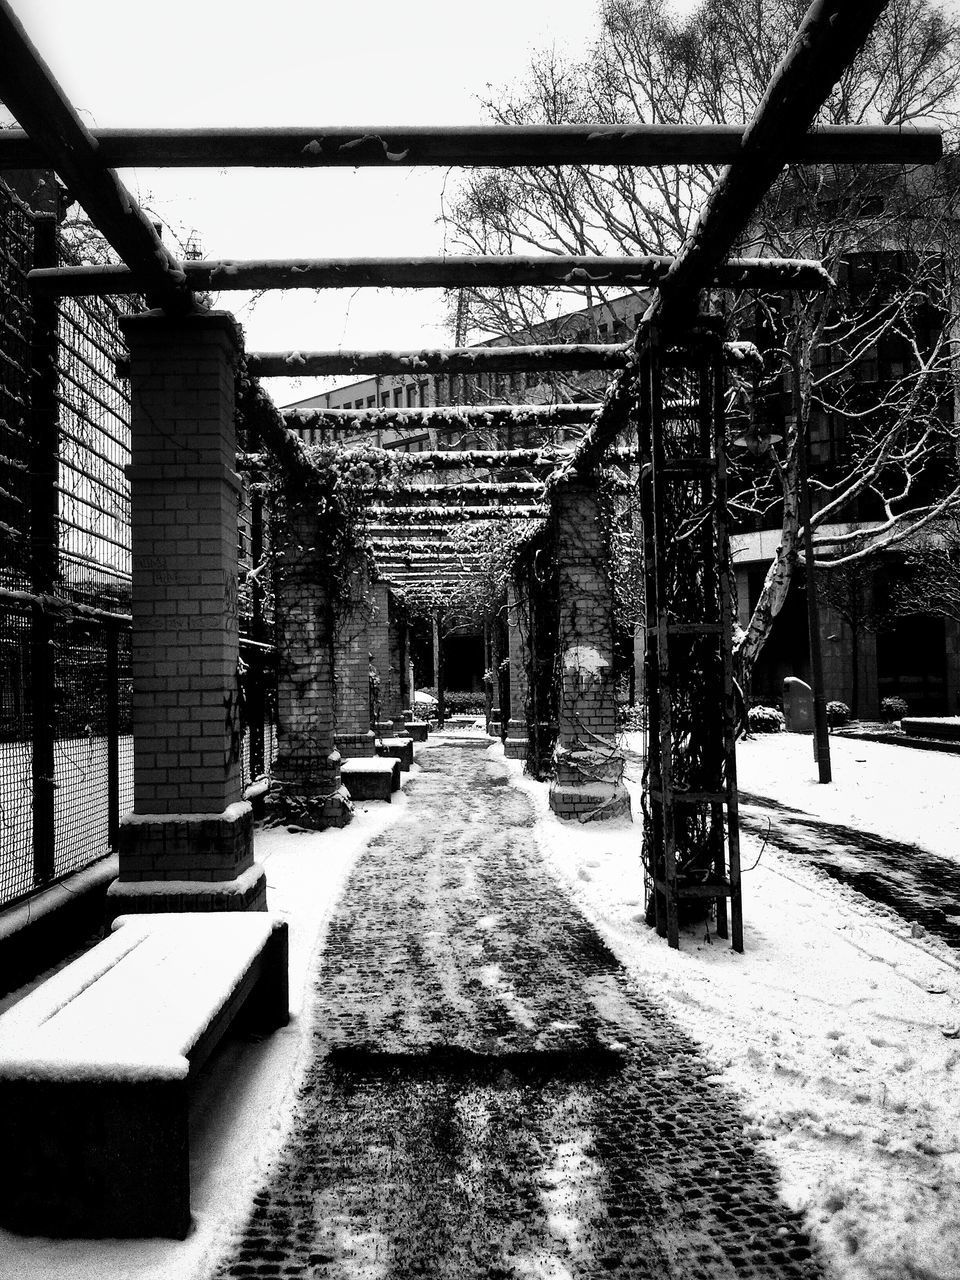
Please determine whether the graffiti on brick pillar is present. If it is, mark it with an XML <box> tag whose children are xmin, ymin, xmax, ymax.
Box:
<box><xmin>223</xmin><ymin>670</ymin><xmax>245</xmax><ymax>768</ymax></box>
<box><xmin>562</xmin><ymin>644</ymin><xmax>609</xmax><ymax>694</ymax></box>
<box><xmin>223</xmin><ymin>569</ymin><xmax>239</xmax><ymax>622</ymax></box>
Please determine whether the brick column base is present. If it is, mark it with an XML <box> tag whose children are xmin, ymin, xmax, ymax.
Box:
<box><xmin>549</xmin><ymin>747</ymin><xmax>632</xmax><ymax>822</ymax></box>
<box><xmin>268</xmin><ymin>750</ymin><xmax>353</xmax><ymax>830</ymax></box>
<box><xmin>335</xmin><ymin>730</ymin><xmax>376</xmax><ymax>758</ymax></box>
<box><xmin>106</xmin><ymin>801</ymin><xmax>264</xmax><ymax>919</ymax></box>
<box><xmin>503</xmin><ymin>719</ymin><xmax>528</xmax><ymax>760</ymax></box>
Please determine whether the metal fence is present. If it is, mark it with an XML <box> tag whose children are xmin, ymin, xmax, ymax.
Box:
<box><xmin>0</xmin><ymin>180</ymin><xmax>276</xmax><ymax>912</ymax></box>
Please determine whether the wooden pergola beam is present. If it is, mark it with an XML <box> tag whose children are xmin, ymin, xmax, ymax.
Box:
<box><xmin>0</xmin><ymin>123</ymin><xmax>940</xmax><ymax>170</ymax></box>
<box><xmin>0</xmin><ymin>1</ymin><xmax>194</xmax><ymax>315</ymax></box>
<box><xmin>387</xmin><ymin>482</ymin><xmax>542</xmax><ymax>499</ymax></box>
<box><xmin>29</xmin><ymin>253</ymin><xmax>832</xmax><ymax>299</ymax></box>
<box><xmin>287</xmin><ymin>404</ymin><xmax>599</xmax><ymax>433</ymax></box>
<box><xmin>561</xmin><ymin>0</ymin><xmax>921</xmax><ymax>479</ymax></box>
<box><xmin>649</xmin><ymin>0</ymin><xmax>899</xmax><ymax>331</ymax></box>
<box><xmin>247</xmin><ymin>344</ymin><xmax>631</xmax><ymax>377</ymax></box>
<box><xmin>370</xmin><ymin>506</ymin><xmax>545</xmax><ymax>521</ymax></box>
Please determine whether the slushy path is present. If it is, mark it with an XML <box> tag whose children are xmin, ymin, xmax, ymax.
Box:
<box><xmin>214</xmin><ymin>740</ymin><xmax>823</xmax><ymax>1280</ymax></box>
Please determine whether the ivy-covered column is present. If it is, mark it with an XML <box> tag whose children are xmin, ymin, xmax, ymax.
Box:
<box><xmin>504</xmin><ymin>580</ymin><xmax>530</xmax><ymax>760</ymax></box>
<box><xmin>108</xmin><ymin>311</ymin><xmax>267</xmax><ymax>914</ymax></box>
<box><xmin>334</xmin><ymin>557</ymin><xmax>376</xmax><ymax>758</ymax></box>
<box><xmin>272</xmin><ymin>505</ymin><xmax>353</xmax><ymax>829</ymax></box>
<box><xmin>369</xmin><ymin>581</ymin><xmax>407</xmax><ymax>734</ymax></box>
<box><xmin>550</xmin><ymin>477</ymin><xmax>631</xmax><ymax>822</ymax></box>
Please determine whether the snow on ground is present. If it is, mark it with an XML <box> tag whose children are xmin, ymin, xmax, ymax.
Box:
<box><xmin>735</xmin><ymin>730</ymin><xmax>960</xmax><ymax>867</ymax></box>
<box><xmin>509</xmin><ymin>732</ymin><xmax>960</xmax><ymax>1280</ymax></box>
<box><xmin>3</xmin><ymin>732</ymin><xmax>960</xmax><ymax>1280</ymax></box>
<box><xmin>0</xmin><ymin>767</ymin><xmax>419</xmax><ymax>1280</ymax></box>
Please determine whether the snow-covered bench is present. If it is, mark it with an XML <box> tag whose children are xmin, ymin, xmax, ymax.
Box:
<box><xmin>0</xmin><ymin>911</ymin><xmax>288</xmax><ymax>1239</ymax></box>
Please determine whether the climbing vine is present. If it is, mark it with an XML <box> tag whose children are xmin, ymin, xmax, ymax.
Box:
<box><xmin>399</xmin><ymin>519</ymin><xmax>542</xmax><ymax>630</ymax></box>
<box><xmin>264</xmin><ymin>442</ymin><xmax>404</xmax><ymax>623</ymax></box>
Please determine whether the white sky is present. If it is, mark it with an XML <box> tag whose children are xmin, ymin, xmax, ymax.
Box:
<box><xmin>9</xmin><ymin>0</ymin><xmax>950</xmax><ymax>406</ymax></box>
<box><xmin>12</xmin><ymin>0</ymin><xmax>663</xmax><ymax>404</ymax></box>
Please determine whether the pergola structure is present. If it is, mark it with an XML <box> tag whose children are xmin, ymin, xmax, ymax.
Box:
<box><xmin>0</xmin><ymin>0</ymin><xmax>942</xmax><ymax>949</ymax></box>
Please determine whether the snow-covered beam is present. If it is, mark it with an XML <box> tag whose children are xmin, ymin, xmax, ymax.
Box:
<box><xmin>383</xmin><ymin>482</ymin><xmax>543</xmax><ymax>501</ymax></box>
<box><xmin>0</xmin><ymin>123</ymin><xmax>940</xmax><ymax>170</ymax></box>
<box><xmin>0</xmin><ymin>2</ymin><xmax>193</xmax><ymax>316</ymax></box>
<box><xmin>371</xmin><ymin>540</ymin><xmax>481</xmax><ymax>552</ymax></box>
<box><xmin>648</xmin><ymin>0</ymin><xmax>899</xmax><ymax>330</ymax></box>
<box><xmin>248</xmin><ymin>344</ymin><xmax>632</xmax><ymax>377</ymax></box>
<box><xmin>29</xmin><ymin>253</ymin><xmax>832</xmax><ymax>298</ymax></box>
<box><xmin>285</xmin><ymin>404</ymin><xmax>599</xmax><ymax>433</ymax></box>
<box><xmin>560</xmin><ymin>0</ymin><xmax>908</xmax><ymax>480</ymax></box>
<box><xmin>370</xmin><ymin>506</ymin><xmax>546</xmax><ymax>521</ymax></box>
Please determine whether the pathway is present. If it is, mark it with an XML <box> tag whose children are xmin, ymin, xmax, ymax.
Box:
<box><xmin>214</xmin><ymin>740</ymin><xmax>823</xmax><ymax>1280</ymax></box>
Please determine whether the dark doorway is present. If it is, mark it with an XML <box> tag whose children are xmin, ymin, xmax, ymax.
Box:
<box><xmin>443</xmin><ymin>633</ymin><xmax>484</xmax><ymax>691</ymax></box>
<box><xmin>876</xmin><ymin>616</ymin><xmax>947</xmax><ymax>715</ymax></box>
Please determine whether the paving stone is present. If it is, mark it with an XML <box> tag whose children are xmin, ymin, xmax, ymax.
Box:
<box><xmin>214</xmin><ymin>745</ymin><xmax>825</xmax><ymax>1280</ymax></box>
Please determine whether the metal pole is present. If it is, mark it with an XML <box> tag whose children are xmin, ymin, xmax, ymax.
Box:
<box><xmin>797</xmin><ymin>420</ymin><xmax>832</xmax><ymax>782</ymax></box>
<box><xmin>29</xmin><ymin>213</ymin><xmax>58</xmax><ymax>885</ymax></box>
<box><xmin>106</xmin><ymin>624</ymin><xmax>120</xmax><ymax>847</ymax></box>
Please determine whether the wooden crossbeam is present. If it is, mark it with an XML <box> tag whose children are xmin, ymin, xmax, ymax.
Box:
<box><xmin>29</xmin><ymin>253</ymin><xmax>832</xmax><ymax>299</ymax></box>
<box><xmin>0</xmin><ymin>1</ymin><xmax>194</xmax><ymax>315</ymax></box>
<box><xmin>648</xmin><ymin>0</ymin><xmax>898</xmax><ymax>331</ymax></box>
<box><xmin>370</xmin><ymin>506</ymin><xmax>545</xmax><ymax>521</ymax></box>
<box><xmin>560</xmin><ymin>0</ymin><xmax>924</xmax><ymax>480</ymax></box>
<box><xmin>372</xmin><ymin>540</ymin><xmax>480</xmax><ymax>551</ymax></box>
<box><xmin>392</xmin><ymin>448</ymin><xmax>568</xmax><ymax>471</ymax></box>
<box><xmin>248</xmin><ymin>344</ymin><xmax>631</xmax><ymax>377</ymax></box>
<box><xmin>287</xmin><ymin>404</ymin><xmax>599</xmax><ymax>432</ymax></box>
<box><xmin>386</xmin><ymin>482</ymin><xmax>542</xmax><ymax>500</ymax></box>
<box><xmin>1</xmin><ymin>123</ymin><xmax>944</xmax><ymax>173</ymax></box>
<box><xmin>0</xmin><ymin>123</ymin><xmax>941</xmax><ymax>170</ymax></box>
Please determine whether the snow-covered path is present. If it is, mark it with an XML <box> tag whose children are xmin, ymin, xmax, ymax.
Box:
<box><xmin>4</xmin><ymin>730</ymin><xmax>960</xmax><ymax>1280</ymax></box>
<box><xmin>210</xmin><ymin>739</ymin><xmax>821</xmax><ymax>1280</ymax></box>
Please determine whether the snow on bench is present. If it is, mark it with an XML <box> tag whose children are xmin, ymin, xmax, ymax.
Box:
<box><xmin>0</xmin><ymin>912</ymin><xmax>288</xmax><ymax>1239</ymax></box>
<box><xmin>340</xmin><ymin>754</ymin><xmax>400</xmax><ymax>800</ymax></box>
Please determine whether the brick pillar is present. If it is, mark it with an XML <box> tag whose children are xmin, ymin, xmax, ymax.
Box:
<box><xmin>504</xmin><ymin>580</ymin><xmax>530</xmax><ymax>760</ymax></box>
<box><xmin>334</xmin><ymin>560</ymin><xmax>376</xmax><ymax>758</ymax></box>
<box><xmin>369</xmin><ymin>582</ymin><xmax>407</xmax><ymax>736</ymax></box>
<box><xmin>550</xmin><ymin>478</ymin><xmax>630</xmax><ymax>822</ymax></box>
<box><xmin>108</xmin><ymin>311</ymin><xmax>266</xmax><ymax>914</ymax></box>
<box><xmin>272</xmin><ymin>507</ymin><xmax>353</xmax><ymax>828</ymax></box>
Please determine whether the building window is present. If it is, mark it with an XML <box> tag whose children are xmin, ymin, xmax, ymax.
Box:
<box><xmin>367</xmin><ymin>396</ymin><xmax>376</xmax><ymax>408</ymax></box>
<box><xmin>406</xmin><ymin>384</ymin><xmax>417</xmax><ymax>407</ymax></box>
<box><xmin>418</xmin><ymin>383</ymin><xmax>427</xmax><ymax>406</ymax></box>
<box><xmin>394</xmin><ymin>387</ymin><xmax>403</xmax><ymax>407</ymax></box>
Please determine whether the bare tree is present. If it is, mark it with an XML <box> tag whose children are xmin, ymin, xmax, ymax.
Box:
<box><xmin>443</xmin><ymin>0</ymin><xmax>960</xmax><ymax>687</ymax></box>
<box><xmin>888</xmin><ymin>513</ymin><xmax>960</xmax><ymax>625</ymax></box>
<box><xmin>817</xmin><ymin>554</ymin><xmax>894</xmax><ymax>714</ymax></box>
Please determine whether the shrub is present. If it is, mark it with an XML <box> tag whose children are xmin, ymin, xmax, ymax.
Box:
<box><xmin>747</xmin><ymin>705</ymin><xmax>784</xmax><ymax>734</ymax></box>
<box><xmin>416</xmin><ymin>688</ymin><xmax>486</xmax><ymax>714</ymax></box>
<box><xmin>826</xmin><ymin>700</ymin><xmax>851</xmax><ymax>727</ymax></box>
<box><xmin>880</xmin><ymin>696</ymin><xmax>909</xmax><ymax>722</ymax></box>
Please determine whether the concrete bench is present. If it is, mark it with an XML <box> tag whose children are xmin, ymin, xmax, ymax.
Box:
<box><xmin>340</xmin><ymin>755</ymin><xmax>401</xmax><ymax>800</ymax></box>
<box><xmin>0</xmin><ymin>911</ymin><xmax>288</xmax><ymax>1239</ymax></box>
<box><xmin>406</xmin><ymin>719</ymin><xmax>429</xmax><ymax>743</ymax></box>
<box><xmin>377</xmin><ymin>736</ymin><xmax>414</xmax><ymax>771</ymax></box>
